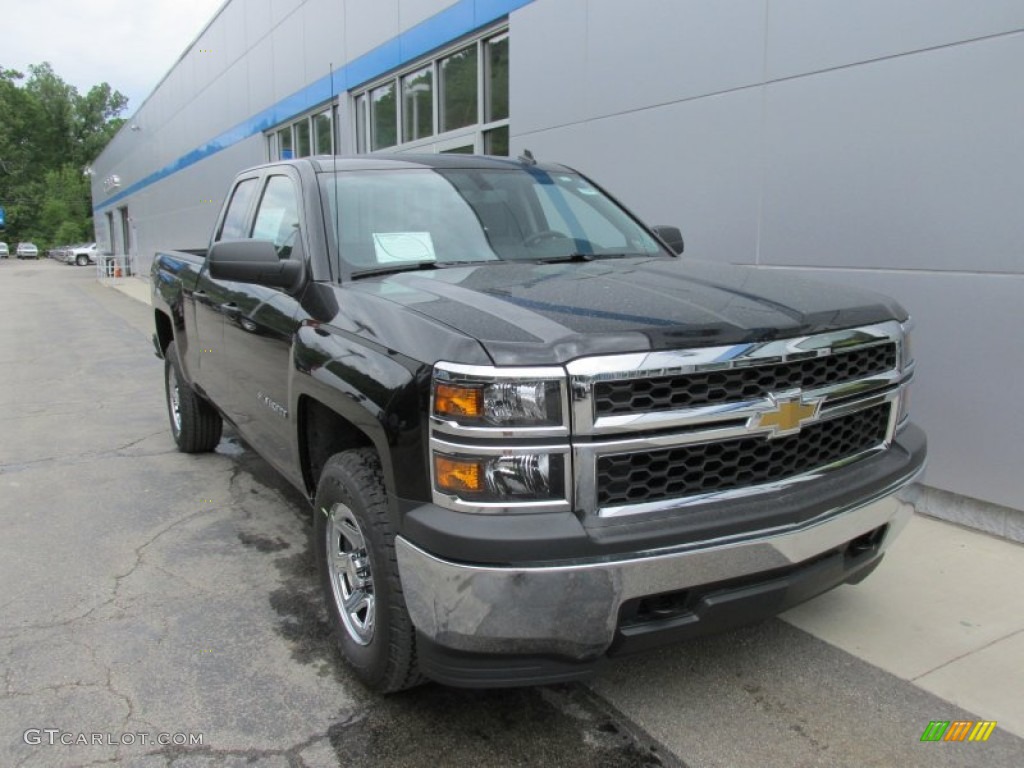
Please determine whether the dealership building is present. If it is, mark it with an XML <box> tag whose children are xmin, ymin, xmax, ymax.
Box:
<box><xmin>90</xmin><ymin>0</ymin><xmax>1024</xmax><ymax>536</ymax></box>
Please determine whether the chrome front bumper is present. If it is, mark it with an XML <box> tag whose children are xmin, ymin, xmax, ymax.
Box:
<box><xmin>396</xmin><ymin>494</ymin><xmax>913</xmax><ymax>660</ymax></box>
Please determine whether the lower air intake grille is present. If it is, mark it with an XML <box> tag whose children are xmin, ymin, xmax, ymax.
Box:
<box><xmin>596</xmin><ymin>404</ymin><xmax>891</xmax><ymax>508</ymax></box>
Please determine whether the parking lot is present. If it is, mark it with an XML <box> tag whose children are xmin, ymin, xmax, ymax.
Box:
<box><xmin>2</xmin><ymin>260</ymin><xmax>1021</xmax><ymax>768</ymax></box>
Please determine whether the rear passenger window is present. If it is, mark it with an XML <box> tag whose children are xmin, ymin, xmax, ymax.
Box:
<box><xmin>251</xmin><ymin>176</ymin><xmax>300</xmax><ymax>258</ymax></box>
<box><xmin>217</xmin><ymin>178</ymin><xmax>258</xmax><ymax>240</ymax></box>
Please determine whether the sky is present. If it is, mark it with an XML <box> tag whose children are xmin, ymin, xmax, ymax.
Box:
<box><xmin>3</xmin><ymin>0</ymin><xmax>227</xmax><ymax>115</ymax></box>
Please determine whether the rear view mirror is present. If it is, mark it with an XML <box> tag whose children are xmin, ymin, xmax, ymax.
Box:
<box><xmin>208</xmin><ymin>239</ymin><xmax>302</xmax><ymax>290</ymax></box>
<box><xmin>651</xmin><ymin>225</ymin><xmax>685</xmax><ymax>255</ymax></box>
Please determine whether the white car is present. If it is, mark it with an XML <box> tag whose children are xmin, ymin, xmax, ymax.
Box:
<box><xmin>67</xmin><ymin>243</ymin><xmax>98</xmax><ymax>266</ymax></box>
<box><xmin>16</xmin><ymin>242</ymin><xmax>39</xmax><ymax>259</ymax></box>
<box><xmin>0</xmin><ymin>242</ymin><xmax>8</xmax><ymax>258</ymax></box>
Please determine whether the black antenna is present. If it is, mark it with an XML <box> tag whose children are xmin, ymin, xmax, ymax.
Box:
<box><xmin>330</xmin><ymin>62</ymin><xmax>340</xmax><ymax>278</ymax></box>
<box><xmin>518</xmin><ymin>149</ymin><xmax>536</xmax><ymax>166</ymax></box>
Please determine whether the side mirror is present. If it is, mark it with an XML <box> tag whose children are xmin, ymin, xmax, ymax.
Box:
<box><xmin>208</xmin><ymin>239</ymin><xmax>302</xmax><ymax>290</ymax></box>
<box><xmin>651</xmin><ymin>225</ymin><xmax>685</xmax><ymax>255</ymax></box>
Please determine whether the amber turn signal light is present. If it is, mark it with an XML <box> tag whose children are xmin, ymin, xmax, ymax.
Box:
<box><xmin>434</xmin><ymin>455</ymin><xmax>483</xmax><ymax>494</ymax></box>
<box><xmin>434</xmin><ymin>383</ymin><xmax>483</xmax><ymax>419</ymax></box>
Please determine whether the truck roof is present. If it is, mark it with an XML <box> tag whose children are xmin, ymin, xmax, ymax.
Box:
<box><xmin>258</xmin><ymin>154</ymin><xmax>572</xmax><ymax>174</ymax></box>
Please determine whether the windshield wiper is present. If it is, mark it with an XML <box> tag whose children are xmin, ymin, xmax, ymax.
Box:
<box><xmin>351</xmin><ymin>261</ymin><xmax>441</xmax><ymax>279</ymax></box>
<box><xmin>350</xmin><ymin>260</ymin><xmax>493</xmax><ymax>279</ymax></box>
<box><xmin>537</xmin><ymin>252</ymin><xmax>642</xmax><ymax>264</ymax></box>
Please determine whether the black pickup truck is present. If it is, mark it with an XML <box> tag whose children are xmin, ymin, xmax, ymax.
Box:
<box><xmin>152</xmin><ymin>155</ymin><xmax>926</xmax><ymax>692</ymax></box>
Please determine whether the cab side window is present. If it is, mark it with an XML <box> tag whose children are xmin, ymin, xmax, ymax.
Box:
<box><xmin>217</xmin><ymin>178</ymin><xmax>259</xmax><ymax>241</ymax></box>
<box><xmin>251</xmin><ymin>176</ymin><xmax>300</xmax><ymax>258</ymax></box>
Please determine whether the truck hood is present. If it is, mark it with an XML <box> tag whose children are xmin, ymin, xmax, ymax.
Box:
<box><xmin>351</xmin><ymin>257</ymin><xmax>906</xmax><ymax>365</ymax></box>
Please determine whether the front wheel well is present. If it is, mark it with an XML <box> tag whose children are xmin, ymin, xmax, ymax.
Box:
<box><xmin>299</xmin><ymin>396</ymin><xmax>373</xmax><ymax>496</ymax></box>
<box><xmin>154</xmin><ymin>310</ymin><xmax>174</xmax><ymax>356</ymax></box>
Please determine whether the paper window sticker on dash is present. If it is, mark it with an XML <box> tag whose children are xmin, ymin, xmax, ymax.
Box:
<box><xmin>373</xmin><ymin>232</ymin><xmax>436</xmax><ymax>263</ymax></box>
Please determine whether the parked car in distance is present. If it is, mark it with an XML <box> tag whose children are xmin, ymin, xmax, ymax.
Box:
<box><xmin>67</xmin><ymin>243</ymin><xmax>98</xmax><ymax>266</ymax></box>
<box><xmin>0</xmin><ymin>242</ymin><xmax>8</xmax><ymax>258</ymax></box>
<box><xmin>16</xmin><ymin>243</ymin><xmax>39</xmax><ymax>259</ymax></box>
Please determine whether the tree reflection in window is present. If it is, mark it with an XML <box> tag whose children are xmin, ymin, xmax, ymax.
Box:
<box><xmin>371</xmin><ymin>82</ymin><xmax>397</xmax><ymax>150</ymax></box>
<box><xmin>440</xmin><ymin>45</ymin><xmax>477</xmax><ymax>133</ymax></box>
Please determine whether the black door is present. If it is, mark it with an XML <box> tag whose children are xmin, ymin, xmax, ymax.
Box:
<box><xmin>191</xmin><ymin>176</ymin><xmax>260</xmax><ymax>405</ymax></box>
<box><xmin>221</xmin><ymin>173</ymin><xmax>305</xmax><ymax>482</ymax></box>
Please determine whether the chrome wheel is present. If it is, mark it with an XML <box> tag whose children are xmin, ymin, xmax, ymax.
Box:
<box><xmin>167</xmin><ymin>365</ymin><xmax>182</xmax><ymax>434</ymax></box>
<box><xmin>326</xmin><ymin>502</ymin><xmax>375</xmax><ymax>646</ymax></box>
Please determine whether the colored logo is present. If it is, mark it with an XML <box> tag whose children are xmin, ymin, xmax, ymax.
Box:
<box><xmin>920</xmin><ymin>720</ymin><xmax>997</xmax><ymax>742</ymax></box>
<box><xmin>752</xmin><ymin>394</ymin><xmax>823</xmax><ymax>438</ymax></box>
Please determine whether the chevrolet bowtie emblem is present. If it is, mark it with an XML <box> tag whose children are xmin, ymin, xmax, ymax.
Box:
<box><xmin>753</xmin><ymin>395</ymin><xmax>823</xmax><ymax>438</ymax></box>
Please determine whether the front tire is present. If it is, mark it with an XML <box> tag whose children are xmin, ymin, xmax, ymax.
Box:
<box><xmin>314</xmin><ymin>449</ymin><xmax>423</xmax><ymax>693</ymax></box>
<box><xmin>76</xmin><ymin>254</ymin><xmax>88</xmax><ymax>266</ymax></box>
<box><xmin>164</xmin><ymin>340</ymin><xmax>223</xmax><ymax>452</ymax></box>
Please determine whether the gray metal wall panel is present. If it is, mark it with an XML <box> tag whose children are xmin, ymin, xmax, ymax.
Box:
<box><xmin>513</xmin><ymin>91</ymin><xmax>762</xmax><ymax>266</ymax></box>
<box><xmin>245</xmin><ymin>0</ymin><xmax>274</xmax><ymax>50</ymax></box>
<box><xmin>512</xmin><ymin>0</ymin><xmax>589</xmax><ymax>135</ymax></box>
<box><xmin>247</xmin><ymin>36</ymin><xmax>277</xmax><ymax>115</ymax></box>
<box><xmin>218</xmin><ymin>0</ymin><xmax>248</xmax><ymax>66</ymax></box>
<box><xmin>194</xmin><ymin>16</ymin><xmax>227</xmax><ymax>87</ymax></box>
<box><xmin>304</xmin><ymin>0</ymin><xmax>344</xmax><ymax>86</ymax></box>
<box><xmin>766</xmin><ymin>0</ymin><xmax>1024</xmax><ymax>80</ymax></box>
<box><xmin>273</xmin><ymin>0</ymin><xmax>304</xmax><ymax>24</ymax></box>
<box><xmin>585</xmin><ymin>0</ymin><xmax>766</xmax><ymax>118</ymax></box>
<box><xmin>759</xmin><ymin>34</ymin><xmax>1024</xmax><ymax>273</ymax></box>
<box><xmin>344</xmin><ymin>0</ymin><xmax>400</xmax><ymax>62</ymax></box>
<box><xmin>401</xmin><ymin>0</ymin><xmax>452</xmax><ymax>29</ymax></box>
<box><xmin>222</xmin><ymin>59</ymin><xmax>252</xmax><ymax>128</ymax></box>
<box><xmin>272</xmin><ymin>11</ymin><xmax>308</xmax><ymax>102</ymax></box>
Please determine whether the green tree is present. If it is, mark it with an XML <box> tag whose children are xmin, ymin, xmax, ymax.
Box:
<box><xmin>0</xmin><ymin>63</ymin><xmax>127</xmax><ymax>249</ymax></box>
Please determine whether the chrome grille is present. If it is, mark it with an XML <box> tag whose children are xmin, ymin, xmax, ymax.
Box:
<box><xmin>568</xmin><ymin>321</ymin><xmax>911</xmax><ymax>517</ymax></box>
<box><xmin>596</xmin><ymin>404</ymin><xmax>891</xmax><ymax>507</ymax></box>
<box><xmin>594</xmin><ymin>343</ymin><xmax>896</xmax><ymax>416</ymax></box>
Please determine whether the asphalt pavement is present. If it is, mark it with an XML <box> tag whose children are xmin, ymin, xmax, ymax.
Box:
<box><xmin>1</xmin><ymin>259</ymin><xmax>1021</xmax><ymax>768</ymax></box>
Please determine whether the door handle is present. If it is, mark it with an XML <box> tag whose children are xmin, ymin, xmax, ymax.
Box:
<box><xmin>221</xmin><ymin>302</ymin><xmax>241</xmax><ymax>316</ymax></box>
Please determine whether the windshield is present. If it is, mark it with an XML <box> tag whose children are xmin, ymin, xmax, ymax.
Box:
<box><xmin>318</xmin><ymin>167</ymin><xmax>667</xmax><ymax>275</ymax></box>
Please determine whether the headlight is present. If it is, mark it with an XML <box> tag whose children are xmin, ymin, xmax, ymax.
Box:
<box><xmin>432</xmin><ymin>366</ymin><xmax>566</xmax><ymax>430</ymax></box>
<box><xmin>433</xmin><ymin>451</ymin><xmax>565</xmax><ymax>502</ymax></box>
<box><xmin>430</xmin><ymin>364</ymin><xmax>570</xmax><ymax>512</ymax></box>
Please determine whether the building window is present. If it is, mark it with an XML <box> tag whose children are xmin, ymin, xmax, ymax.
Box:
<box><xmin>277</xmin><ymin>127</ymin><xmax>293</xmax><ymax>159</ymax></box>
<box><xmin>353</xmin><ymin>25</ymin><xmax>510</xmax><ymax>156</ymax></box>
<box><xmin>370</xmin><ymin>82</ymin><xmax>397</xmax><ymax>150</ymax></box>
<box><xmin>295</xmin><ymin>120</ymin><xmax>312</xmax><ymax>157</ymax></box>
<box><xmin>484</xmin><ymin>125</ymin><xmax>509</xmax><ymax>157</ymax></box>
<box><xmin>485</xmin><ymin>33</ymin><xmax>509</xmax><ymax>123</ymax></box>
<box><xmin>314</xmin><ymin>110</ymin><xmax>333</xmax><ymax>154</ymax></box>
<box><xmin>402</xmin><ymin>66</ymin><xmax>434</xmax><ymax>142</ymax></box>
<box><xmin>355</xmin><ymin>95</ymin><xmax>368</xmax><ymax>153</ymax></box>
<box><xmin>440</xmin><ymin>45</ymin><xmax>477</xmax><ymax>133</ymax></box>
<box><xmin>267</xmin><ymin>106</ymin><xmax>338</xmax><ymax>161</ymax></box>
